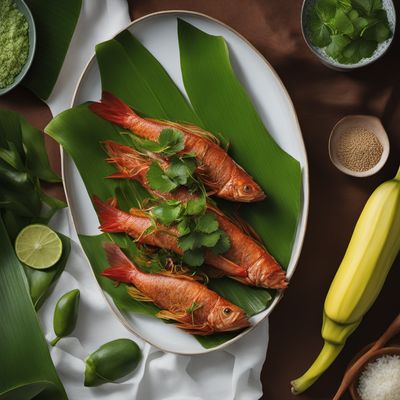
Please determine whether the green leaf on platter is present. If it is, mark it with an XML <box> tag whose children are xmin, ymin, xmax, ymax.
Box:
<box><xmin>315</xmin><ymin>0</ymin><xmax>337</xmax><ymax>21</ymax></box>
<box><xmin>182</xmin><ymin>248</ymin><xmax>204</xmax><ymax>267</ymax></box>
<box><xmin>185</xmin><ymin>196</ymin><xmax>206</xmax><ymax>216</ymax></box>
<box><xmin>211</xmin><ymin>232</ymin><xmax>231</xmax><ymax>255</ymax></box>
<box><xmin>195</xmin><ymin>212</ymin><xmax>219</xmax><ymax>234</ymax></box>
<box><xmin>166</xmin><ymin>156</ymin><xmax>197</xmax><ymax>185</ymax></box>
<box><xmin>351</xmin><ymin>17</ymin><xmax>369</xmax><ymax>38</ymax></box>
<box><xmin>331</xmin><ymin>8</ymin><xmax>354</xmax><ymax>35</ymax></box>
<box><xmin>96</xmin><ymin>31</ymin><xmax>201</xmax><ymax>124</ymax></box>
<box><xmin>339</xmin><ymin>39</ymin><xmax>377</xmax><ymax>63</ymax></box>
<box><xmin>158</xmin><ymin>129</ymin><xmax>185</xmax><ymax>156</ymax></box>
<box><xmin>199</xmin><ymin>230</ymin><xmax>221</xmax><ymax>248</ymax></box>
<box><xmin>151</xmin><ymin>201</ymin><xmax>183</xmax><ymax>225</ymax></box>
<box><xmin>178</xmin><ymin>19</ymin><xmax>301</xmax><ymax>267</ymax></box>
<box><xmin>308</xmin><ymin>10</ymin><xmax>332</xmax><ymax>47</ymax></box>
<box><xmin>0</xmin><ymin>216</ymin><xmax>67</xmax><ymax>400</ymax></box>
<box><xmin>178</xmin><ymin>233</ymin><xmax>198</xmax><ymax>251</ymax></box>
<box><xmin>325</xmin><ymin>34</ymin><xmax>352</xmax><ymax>58</ymax></box>
<box><xmin>147</xmin><ymin>162</ymin><xmax>178</xmax><ymax>193</ymax></box>
<box><xmin>24</xmin><ymin>233</ymin><xmax>71</xmax><ymax>310</ymax></box>
<box><xmin>23</xmin><ymin>0</ymin><xmax>82</xmax><ymax>100</ymax></box>
<box><xmin>177</xmin><ymin>218</ymin><xmax>190</xmax><ymax>236</ymax></box>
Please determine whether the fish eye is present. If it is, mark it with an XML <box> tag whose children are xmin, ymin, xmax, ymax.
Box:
<box><xmin>243</xmin><ymin>185</ymin><xmax>252</xmax><ymax>193</ymax></box>
<box><xmin>223</xmin><ymin>308</ymin><xmax>232</xmax><ymax>315</ymax></box>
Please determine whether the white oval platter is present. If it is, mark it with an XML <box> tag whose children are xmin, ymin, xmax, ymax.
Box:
<box><xmin>63</xmin><ymin>11</ymin><xmax>309</xmax><ymax>355</ymax></box>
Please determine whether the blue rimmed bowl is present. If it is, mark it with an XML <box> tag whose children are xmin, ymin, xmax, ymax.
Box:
<box><xmin>0</xmin><ymin>0</ymin><xmax>36</xmax><ymax>95</ymax></box>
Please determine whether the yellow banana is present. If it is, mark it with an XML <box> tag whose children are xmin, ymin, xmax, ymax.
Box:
<box><xmin>291</xmin><ymin>167</ymin><xmax>400</xmax><ymax>394</ymax></box>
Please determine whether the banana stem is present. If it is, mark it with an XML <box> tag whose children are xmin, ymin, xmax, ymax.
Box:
<box><xmin>291</xmin><ymin>341</ymin><xmax>344</xmax><ymax>395</ymax></box>
<box><xmin>394</xmin><ymin>166</ymin><xmax>400</xmax><ymax>181</ymax></box>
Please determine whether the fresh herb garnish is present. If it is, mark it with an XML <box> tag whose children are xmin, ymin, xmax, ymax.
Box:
<box><xmin>148</xmin><ymin>194</ymin><xmax>230</xmax><ymax>267</ymax></box>
<box><xmin>130</xmin><ymin>128</ymin><xmax>184</xmax><ymax>157</ymax></box>
<box><xmin>308</xmin><ymin>0</ymin><xmax>392</xmax><ymax>64</ymax></box>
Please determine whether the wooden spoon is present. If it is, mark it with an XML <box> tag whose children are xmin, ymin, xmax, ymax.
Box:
<box><xmin>332</xmin><ymin>313</ymin><xmax>400</xmax><ymax>400</ymax></box>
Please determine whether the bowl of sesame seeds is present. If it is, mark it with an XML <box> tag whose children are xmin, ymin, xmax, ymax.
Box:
<box><xmin>328</xmin><ymin>115</ymin><xmax>390</xmax><ymax>177</ymax></box>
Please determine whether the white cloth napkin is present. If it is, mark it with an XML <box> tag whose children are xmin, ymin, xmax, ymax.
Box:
<box><xmin>41</xmin><ymin>1</ymin><xmax>269</xmax><ymax>399</ymax></box>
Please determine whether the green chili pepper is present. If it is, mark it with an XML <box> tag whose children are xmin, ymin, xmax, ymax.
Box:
<box><xmin>84</xmin><ymin>339</ymin><xmax>141</xmax><ymax>387</ymax></box>
<box><xmin>50</xmin><ymin>289</ymin><xmax>80</xmax><ymax>346</ymax></box>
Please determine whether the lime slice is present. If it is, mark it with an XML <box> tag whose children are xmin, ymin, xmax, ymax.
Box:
<box><xmin>15</xmin><ymin>224</ymin><xmax>62</xmax><ymax>269</ymax></box>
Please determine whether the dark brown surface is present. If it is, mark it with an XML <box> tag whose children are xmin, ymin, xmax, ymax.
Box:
<box><xmin>128</xmin><ymin>1</ymin><xmax>400</xmax><ymax>399</ymax></box>
<box><xmin>1</xmin><ymin>1</ymin><xmax>400</xmax><ymax>399</ymax></box>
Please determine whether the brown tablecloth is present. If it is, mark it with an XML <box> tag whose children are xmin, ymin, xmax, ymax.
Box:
<box><xmin>1</xmin><ymin>1</ymin><xmax>400</xmax><ymax>399</ymax></box>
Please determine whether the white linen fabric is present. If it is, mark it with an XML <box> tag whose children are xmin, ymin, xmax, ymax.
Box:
<box><xmin>41</xmin><ymin>1</ymin><xmax>269</xmax><ymax>399</ymax></box>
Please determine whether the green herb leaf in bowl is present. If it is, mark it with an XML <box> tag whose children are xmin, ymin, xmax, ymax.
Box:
<box><xmin>307</xmin><ymin>0</ymin><xmax>392</xmax><ymax>64</ymax></box>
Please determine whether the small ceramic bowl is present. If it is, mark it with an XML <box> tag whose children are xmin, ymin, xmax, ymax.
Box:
<box><xmin>301</xmin><ymin>0</ymin><xmax>396</xmax><ymax>71</ymax></box>
<box><xmin>328</xmin><ymin>115</ymin><xmax>390</xmax><ymax>177</ymax></box>
<box><xmin>349</xmin><ymin>346</ymin><xmax>400</xmax><ymax>400</ymax></box>
<box><xmin>0</xmin><ymin>0</ymin><xmax>36</xmax><ymax>96</ymax></box>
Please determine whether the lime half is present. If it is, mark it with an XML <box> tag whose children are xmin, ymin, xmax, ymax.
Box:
<box><xmin>15</xmin><ymin>224</ymin><xmax>62</xmax><ymax>269</ymax></box>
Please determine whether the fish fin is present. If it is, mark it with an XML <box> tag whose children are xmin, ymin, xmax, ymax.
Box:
<box><xmin>146</xmin><ymin>118</ymin><xmax>220</xmax><ymax>145</ymax></box>
<box><xmin>202</xmin><ymin>265</ymin><xmax>226</xmax><ymax>279</ymax></box>
<box><xmin>129</xmin><ymin>208</ymin><xmax>148</xmax><ymax>218</ymax></box>
<box><xmin>106</xmin><ymin>172</ymin><xmax>132</xmax><ymax>179</ymax></box>
<box><xmin>90</xmin><ymin>92</ymin><xmax>137</xmax><ymax>129</ymax></box>
<box><xmin>205</xmin><ymin>253</ymin><xmax>247</xmax><ymax>278</ymax></box>
<box><xmin>93</xmin><ymin>196</ymin><xmax>127</xmax><ymax>233</ymax></box>
<box><xmin>156</xmin><ymin>309</ymin><xmax>188</xmax><ymax>323</ymax></box>
<box><xmin>176</xmin><ymin>322</ymin><xmax>214</xmax><ymax>336</ymax></box>
<box><xmin>127</xmin><ymin>286</ymin><xmax>153</xmax><ymax>302</ymax></box>
<box><xmin>158</xmin><ymin>270</ymin><xmax>198</xmax><ymax>282</ymax></box>
<box><xmin>101</xmin><ymin>243</ymin><xmax>137</xmax><ymax>283</ymax></box>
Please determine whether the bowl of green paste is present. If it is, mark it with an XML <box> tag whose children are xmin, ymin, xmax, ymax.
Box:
<box><xmin>0</xmin><ymin>0</ymin><xmax>36</xmax><ymax>95</ymax></box>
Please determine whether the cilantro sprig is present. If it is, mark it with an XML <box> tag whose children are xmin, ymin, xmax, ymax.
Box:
<box><xmin>130</xmin><ymin>128</ymin><xmax>184</xmax><ymax>157</ymax></box>
<box><xmin>148</xmin><ymin>195</ymin><xmax>230</xmax><ymax>268</ymax></box>
<box><xmin>307</xmin><ymin>0</ymin><xmax>392</xmax><ymax>64</ymax></box>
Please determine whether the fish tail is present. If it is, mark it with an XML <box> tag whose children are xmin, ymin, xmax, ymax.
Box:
<box><xmin>93</xmin><ymin>195</ymin><xmax>129</xmax><ymax>233</ymax></box>
<box><xmin>102</xmin><ymin>243</ymin><xmax>138</xmax><ymax>283</ymax></box>
<box><xmin>89</xmin><ymin>91</ymin><xmax>138</xmax><ymax>129</ymax></box>
<box><xmin>103</xmin><ymin>140</ymin><xmax>149</xmax><ymax>180</ymax></box>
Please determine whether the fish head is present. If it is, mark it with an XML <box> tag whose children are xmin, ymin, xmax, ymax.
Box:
<box><xmin>247</xmin><ymin>258</ymin><xmax>288</xmax><ymax>289</ymax></box>
<box><xmin>208</xmin><ymin>299</ymin><xmax>250</xmax><ymax>332</ymax></box>
<box><xmin>218</xmin><ymin>170</ymin><xmax>266</xmax><ymax>202</ymax></box>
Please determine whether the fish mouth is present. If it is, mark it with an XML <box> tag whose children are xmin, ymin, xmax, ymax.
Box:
<box><xmin>224</xmin><ymin>316</ymin><xmax>251</xmax><ymax>332</ymax></box>
<box><xmin>236</xmin><ymin>191</ymin><xmax>266</xmax><ymax>202</ymax></box>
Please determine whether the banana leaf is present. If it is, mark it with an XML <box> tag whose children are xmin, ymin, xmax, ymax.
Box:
<box><xmin>0</xmin><ymin>216</ymin><xmax>67</xmax><ymax>400</ymax></box>
<box><xmin>45</xmin><ymin>21</ymin><xmax>301</xmax><ymax>348</ymax></box>
<box><xmin>178</xmin><ymin>20</ymin><xmax>302</xmax><ymax>267</ymax></box>
<box><xmin>23</xmin><ymin>0</ymin><xmax>82</xmax><ymax>100</ymax></box>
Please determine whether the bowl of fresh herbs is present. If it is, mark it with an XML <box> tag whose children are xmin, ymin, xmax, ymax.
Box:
<box><xmin>301</xmin><ymin>0</ymin><xmax>395</xmax><ymax>70</ymax></box>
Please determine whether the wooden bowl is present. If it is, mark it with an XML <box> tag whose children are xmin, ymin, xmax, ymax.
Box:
<box><xmin>328</xmin><ymin>115</ymin><xmax>390</xmax><ymax>177</ymax></box>
<box><xmin>348</xmin><ymin>346</ymin><xmax>400</xmax><ymax>400</ymax></box>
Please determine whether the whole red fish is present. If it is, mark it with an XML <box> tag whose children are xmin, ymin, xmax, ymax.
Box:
<box><xmin>90</xmin><ymin>92</ymin><xmax>266</xmax><ymax>202</ymax></box>
<box><xmin>94</xmin><ymin>196</ymin><xmax>246</xmax><ymax>278</ymax></box>
<box><xmin>104</xmin><ymin>141</ymin><xmax>288</xmax><ymax>289</ymax></box>
<box><xmin>102</xmin><ymin>243</ymin><xmax>250</xmax><ymax>335</ymax></box>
